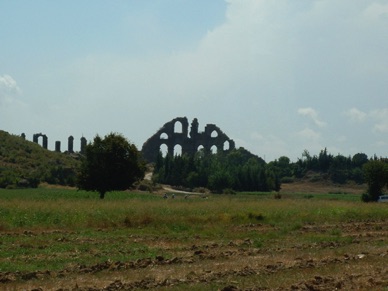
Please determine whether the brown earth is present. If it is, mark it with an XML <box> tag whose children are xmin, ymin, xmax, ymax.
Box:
<box><xmin>280</xmin><ymin>180</ymin><xmax>366</xmax><ymax>195</ymax></box>
<box><xmin>1</xmin><ymin>219</ymin><xmax>387</xmax><ymax>290</ymax></box>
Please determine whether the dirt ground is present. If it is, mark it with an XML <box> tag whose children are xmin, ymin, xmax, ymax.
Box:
<box><xmin>1</xmin><ymin>219</ymin><xmax>387</xmax><ymax>290</ymax></box>
<box><xmin>280</xmin><ymin>180</ymin><xmax>366</xmax><ymax>195</ymax></box>
<box><xmin>1</xmin><ymin>182</ymin><xmax>387</xmax><ymax>290</ymax></box>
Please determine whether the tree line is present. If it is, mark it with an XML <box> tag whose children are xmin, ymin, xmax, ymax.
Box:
<box><xmin>152</xmin><ymin>148</ymin><xmax>280</xmax><ymax>193</ymax></box>
<box><xmin>2</xmin><ymin>131</ymin><xmax>387</xmax><ymax>201</ymax></box>
<box><xmin>268</xmin><ymin>148</ymin><xmax>369</xmax><ymax>185</ymax></box>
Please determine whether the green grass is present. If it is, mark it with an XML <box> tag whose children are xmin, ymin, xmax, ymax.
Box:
<box><xmin>0</xmin><ymin>187</ymin><xmax>387</xmax><ymax>273</ymax></box>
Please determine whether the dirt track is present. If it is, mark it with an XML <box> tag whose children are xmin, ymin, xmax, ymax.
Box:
<box><xmin>2</xmin><ymin>219</ymin><xmax>387</xmax><ymax>290</ymax></box>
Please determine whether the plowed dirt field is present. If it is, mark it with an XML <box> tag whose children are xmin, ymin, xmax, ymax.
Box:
<box><xmin>1</xmin><ymin>184</ymin><xmax>387</xmax><ymax>290</ymax></box>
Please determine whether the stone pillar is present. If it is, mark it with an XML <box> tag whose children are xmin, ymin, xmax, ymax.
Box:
<box><xmin>33</xmin><ymin>134</ymin><xmax>39</xmax><ymax>143</ymax></box>
<box><xmin>80</xmin><ymin>137</ymin><xmax>87</xmax><ymax>154</ymax></box>
<box><xmin>68</xmin><ymin>136</ymin><xmax>74</xmax><ymax>153</ymax></box>
<box><xmin>55</xmin><ymin>141</ymin><xmax>61</xmax><ymax>152</ymax></box>
<box><xmin>42</xmin><ymin>135</ymin><xmax>48</xmax><ymax>149</ymax></box>
<box><xmin>21</xmin><ymin>133</ymin><xmax>26</xmax><ymax>140</ymax></box>
<box><xmin>168</xmin><ymin>145</ymin><xmax>174</xmax><ymax>156</ymax></box>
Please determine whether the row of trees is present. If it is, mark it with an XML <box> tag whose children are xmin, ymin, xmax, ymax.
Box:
<box><xmin>4</xmin><ymin>130</ymin><xmax>382</xmax><ymax>201</ymax></box>
<box><xmin>267</xmin><ymin>148</ymin><xmax>370</xmax><ymax>184</ymax></box>
<box><xmin>76</xmin><ymin>134</ymin><xmax>387</xmax><ymax>201</ymax></box>
<box><xmin>152</xmin><ymin>148</ymin><xmax>281</xmax><ymax>193</ymax></box>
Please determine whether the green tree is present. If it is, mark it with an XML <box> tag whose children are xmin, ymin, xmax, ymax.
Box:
<box><xmin>77</xmin><ymin>133</ymin><xmax>145</xmax><ymax>199</ymax></box>
<box><xmin>352</xmin><ymin>153</ymin><xmax>368</xmax><ymax>168</ymax></box>
<box><xmin>362</xmin><ymin>160</ymin><xmax>388</xmax><ymax>202</ymax></box>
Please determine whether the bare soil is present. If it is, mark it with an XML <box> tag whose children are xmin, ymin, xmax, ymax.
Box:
<box><xmin>1</xmin><ymin>219</ymin><xmax>387</xmax><ymax>290</ymax></box>
<box><xmin>280</xmin><ymin>180</ymin><xmax>366</xmax><ymax>195</ymax></box>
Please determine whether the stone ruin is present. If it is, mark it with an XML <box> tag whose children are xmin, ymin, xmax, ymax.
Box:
<box><xmin>27</xmin><ymin>133</ymin><xmax>87</xmax><ymax>154</ymax></box>
<box><xmin>141</xmin><ymin>117</ymin><xmax>235</xmax><ymax>163</ymax></box>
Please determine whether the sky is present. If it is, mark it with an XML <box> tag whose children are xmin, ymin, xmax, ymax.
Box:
<box><xmin>1</xmin><ymin>0</ymin><xmax>388</xmax><ymax>162</ymax></box>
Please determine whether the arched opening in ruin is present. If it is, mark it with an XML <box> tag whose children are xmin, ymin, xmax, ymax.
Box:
<box><xmin>174</xmin><ymin>144</ymin><xmax>182</xmax><ymax>156</ymax></box>
<box><xmin>197</xmin><ymin>145</ymin><xmax>204</xmax><ymax>152</ymax></box>
<box><xmin>33</xmin><ymin>133</ymin><xmax>48</xmax><ymax>149</ymax></box>
<box><xmin>211</xmin><ymin>130</ymin><xmax>218</xmax><ymax>138</ymax></box>
<box><xmin>223</xmin><ymin>140</ymin><xmax>230</xmax><ymax>151</ymax></box>
<box><xmin>211</xmin><ymin>145</ymin><xmax>218</xmax><ymax>154</ymax></box>
<box><xmin>160</xmin><ymin>132</ymin><xmax>168</xmax><ymax>139</ymax></box>
<box><xmin>174</xmin><ymin>121</ymin><xmax>183</xmax><ymax>133</ymax></box>
<box><xmin>160</xmin><ymin>144</ymin><xmax>168</xmax><ymax>157</ymax></box>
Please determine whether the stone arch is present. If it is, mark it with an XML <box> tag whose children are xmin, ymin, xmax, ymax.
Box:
<box><xmin>174</xmin><ymin>144</ymin><xmax>182</xmax><ymax>156</ymax></box>
<box><xmin>160</xmin><ymin>144</ymin><xmax>168</xmax><ymax>157</ymax></box>
<box><xmin>197</xmin><ymin>145</ymin><xmax>204</xmax><ymax>152</ymax></box>
<box><xmin>33</xmin><ymin>133</ymin><xmax>48</xmax><ymax>149</ymax></box>
<box><xmin>174</xmin><ymin>121</ymin><xmax>183</xmax><ymax>133</ymax></box>
<box><xmin>141</xmin><ymin>117</ymin><xmax>235</xmax><ymax>163</ymax></box>
<box><xmin>223</xmin><ymin>140</ymin><xmax>230</xmax><ymax>151</ymax></box>
<box><xmin>211</xmin><ymin>145</ymin><xmax>218</xmax><ymax>154</ymax></box>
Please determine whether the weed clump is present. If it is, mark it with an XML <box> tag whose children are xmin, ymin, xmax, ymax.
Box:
<box><xmin>248</xmin><ymin>212</ymin><xmax>264</xmax><ymax>221</ymax></box>
<box><xmin>274</xmin><ymin>192</ymin><xmax>282</xmax><ymax>199</ymax></box>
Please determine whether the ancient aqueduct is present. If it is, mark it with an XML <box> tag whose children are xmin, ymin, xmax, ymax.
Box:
<box><xmin>141</xmin><ymin>117</ymin><xmax>235</xmax><ymax>163</ymax></box>
<box><xmin>23</xmin><ymin>117</ymin><xmax>235</xmax><ymax>162</ymax></box>
<box><xmin>21</xmin><ymin>132</ymin><xmax>87</xmax><ymax>154</ymax></box>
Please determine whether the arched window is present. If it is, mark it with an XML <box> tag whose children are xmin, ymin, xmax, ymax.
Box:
<box><xmin>211</xmin><ymin>130</ymin><xmax>218</xmax><ymax>138</ymax></box>
<box><xmin>211</xmin><ymin>145</ymin><xmax>218</xmax><ymax>154</ymax></box>
<box><xmin>223</xmin><ymin>140</ymin><xmax>230</xmax><ymax>151</ymax></box>
<box><xmin>174</xmin><ymin>121</ymin><xmax>183</xmax><ymax>133</ymax></box>
<box><xmin>160</xmin><ymin>132</ymin><xmax>168</xmax><ymax>139</ymax></box>
<box><xmin>197</xmin><ymin>145</ymin><xmax>204</xmax><ymax>152</ymax></box>
<box><xmin>160</xmin><ymin>144</ymin><xmax>168</xmax><ymax>157</ymax></box>
<box><xmin>174</xmin><ymin>144</ymin><xmax>182</xmax><ymax>156</ymax></box>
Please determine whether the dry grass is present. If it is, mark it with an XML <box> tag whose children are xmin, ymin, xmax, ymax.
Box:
<box><xmin>0</xmin><ymin>187</ymin><xmax>387</xmax><ymax>290</ymax></box>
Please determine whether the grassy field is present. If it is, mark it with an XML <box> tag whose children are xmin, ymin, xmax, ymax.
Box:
<box><xmin>0</xmin><ymin>187</ymin><xmax>387</xmax><ymax>290</ymax></box>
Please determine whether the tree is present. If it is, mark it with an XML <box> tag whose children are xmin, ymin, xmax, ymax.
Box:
<box><xmin>77</xmin><ymin>133</ymin><xmax>145</xmax><ymax>199</ymax></box>
<box><xmin>362</xmin><ymin>160</ymin><xmax>388</xmax><ymax>202</ymax></box>
<box><xmin>352</xmin><ymin>153</ymin><xmax>368</xmax><ymax>168</ymax></box>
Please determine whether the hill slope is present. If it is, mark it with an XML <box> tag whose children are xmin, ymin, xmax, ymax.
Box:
<box><xmin>0</xmin><ymin>130</ymin><xmax>80</xmax><ymax>188</ymax></box>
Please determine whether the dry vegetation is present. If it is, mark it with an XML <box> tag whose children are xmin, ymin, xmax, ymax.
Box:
<box><xmin>0</xmin><ymin>183</ymin><xmax>387</xmax><ymax>290</ymax></box>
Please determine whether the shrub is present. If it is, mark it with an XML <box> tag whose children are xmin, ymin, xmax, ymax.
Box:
<box><xmin>223</xmin><ymin>188</ymin><xmax>236</xmax><ymax>195</ymax></box>
<box><xmin>248</xmin><ymin>212</ymin><xmax>264</xmax><ymax>221</ymax></box>
<box><xmin>361</xmin><ymin>193</ymin><xmax>373</xmax><ymax>202</ymax></box>
<box><xmin>274</xmin><ymin>192</ymin><xmax>282</xmax><ymax>199</ymax></box>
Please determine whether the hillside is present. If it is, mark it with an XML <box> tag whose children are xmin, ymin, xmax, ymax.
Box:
<box><xmin>0</xmin><ymin>130</ymin><xmax>80</xmax><ymax>188</ymax></box>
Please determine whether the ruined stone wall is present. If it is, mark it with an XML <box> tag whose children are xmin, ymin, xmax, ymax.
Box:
<box><xmin>28</xmin><ymin>133</ymin><xmax>86</xmax><ymax>154</ymax></box>
<box><xmin>141</xmin><ymin>117</ymin><xmax>235</xmax><ymax>163</ymax></box>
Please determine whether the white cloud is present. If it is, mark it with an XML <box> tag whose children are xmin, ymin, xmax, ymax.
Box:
<box><xmin>0</xmin><ymin>74</ymin><xmax>22</xmax><ymax>104</ymax></box>
<box><xmin>344</xmin><ymin>107</ymin><xmax>367</xmax><ymax>123</ymax></box>
<box><xmin>297</xmin><ymin>128</ymin><xmax>320</xmax><ymax>141</ymax></box>
<box><xmin>0</xmin><ymin>74</ymin><xmax>31</xmax><ymax>135</ymax></box>
<box><xmin>297</xmin><ymin>107</ymin><xmax>326</xmax><ymax>128</ymax></box>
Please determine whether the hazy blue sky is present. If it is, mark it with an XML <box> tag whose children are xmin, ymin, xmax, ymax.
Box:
<box><xmin>1</xmin><ymin>0</ymin><xmax>387</xmax><ymax>161</ymax></box>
